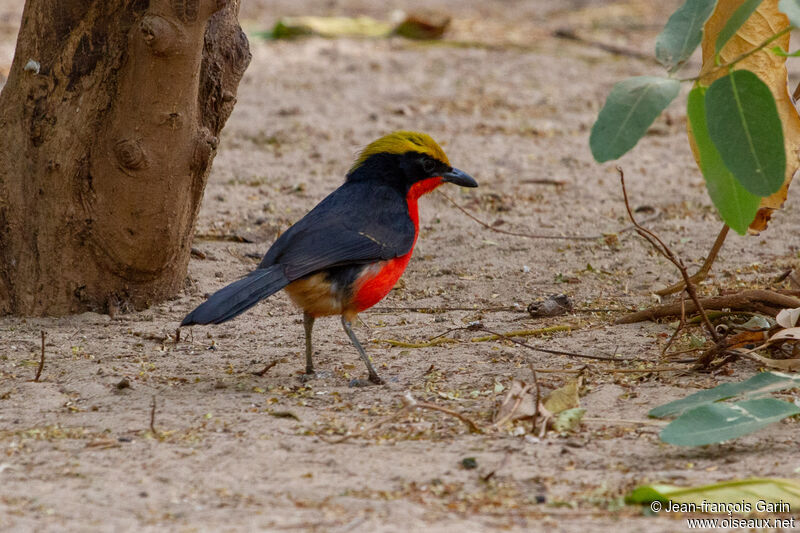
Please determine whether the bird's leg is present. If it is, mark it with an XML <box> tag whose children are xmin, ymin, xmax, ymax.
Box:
<box><xmin>341</xmin><ymin>316</ymin><xmax>384</xmax><ymax>384</ymax></box>
<box><xmin>303</xmin><ymin>312</ymin><xmax>315</xmax><ymax>376</ymax></box>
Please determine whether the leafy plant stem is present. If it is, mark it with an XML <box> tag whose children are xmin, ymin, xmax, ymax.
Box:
<box><xmin>680</xmin><ymin>26</ymin><xmax>791</xmax><ymax>83</ymax></box>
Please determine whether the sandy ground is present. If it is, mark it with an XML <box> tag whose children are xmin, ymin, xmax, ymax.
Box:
<box><xmin>3</xmin><ymin>1</ymin><xmax>800</xmax><ymax>531</ymax></box>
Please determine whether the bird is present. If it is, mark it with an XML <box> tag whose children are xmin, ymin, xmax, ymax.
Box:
<box><xmin>181</xmin><ymin>131</ymin><xmax>478</xmax><ymax>385</ymax></box>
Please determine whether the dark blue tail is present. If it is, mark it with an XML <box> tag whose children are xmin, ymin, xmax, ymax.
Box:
<box><xmin>181</xmin><ymin>266</ymin><xmax>289</xmax><ymax>326</ymax></box>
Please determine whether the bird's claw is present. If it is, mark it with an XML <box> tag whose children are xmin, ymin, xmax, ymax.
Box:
<box><xmin>348</xmin><ymin>375</ymin><xmax>385</xmax><ymax>387</ymax></box>
<box><xmin>301</xmin><ymin>370</ymin><xmax>331</xmax><ymax>382</ymax></box>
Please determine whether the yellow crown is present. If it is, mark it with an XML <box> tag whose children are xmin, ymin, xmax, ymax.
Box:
<box><xmin>351</xmin><ymin>131</ymin><xmax>450</xmax><ymax>172</ymax></box>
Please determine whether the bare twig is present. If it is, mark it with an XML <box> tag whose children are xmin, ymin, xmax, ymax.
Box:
<box><xmin>438</xmin><ymin>190</ymin><xmax>660</xmax><ymax>241</ymax></box>
<box><xmin>530</xmin><ymin>365</ymin><xmax>541</xmax><ymax>434</ymax></box>
<box><xmin>662</xmin><ymin>346</ymin><xmax>706</xmax><ymax>359</ymax></box>
<box><xmin>323</xmin><ymin>392</ymin><xmax>482</xmax><ymax>443</ymax></box>
<box><xmin>439</xmin><ymin>190</ymin><xmax>598</xmax><ymax>240</ymax></box>
<box><xmin>618</xmin><ymin>168</ymin><xmax>719</xmax><ymax>342</ymax></box>
<box><xmin>378</xmin><ymin>322</ymin><xmax>654</xmax><ymax>363</ymax></box>
<box><xmin>694</xmin><ymin>330</ymin><xmax>767</xmax><ymax>369</ymax></box>
<box><xmin>375</xmin><ymin>324</ymin><xmax>574</xmax><ymax>349</ymax></box>
<box><xmin>686</xmin><ymin>310</ymin><xmax>761</xmax><ymax>324</ymax></box>
<box><xmin>661</xmin><ymin>293</ymin><xmax>686</xmax><ymax>357</ymax></box>
<box><xmin>477</xmin><ymin>326</ymin><xmax>634</xmax><ymax>362</ymax></box>
<box><xmin>481</xmin><ymin>452</ymin><xmax>512</xmax><ymax>482</ymax></box>
<box><xmin>531</xmin><ymin>365</ymin><xmax>687</xmax><ymax>374</ymax></box>
<box><xmin>150</xmin><ymin>395</ymin><xmax>158</xmax><ymax>436</ymax></box>
<box><xmin>656</xmin><ymin>225</ymin><xmax>729</xmax><ymax>296</ymax></box>
<box><xmin>553</xmin><ymin>28</ymin><xmax>656</xmax><ymax>62</ymax></box>
<box><xmin>707</xmin><ymin>351</ymin><xmax>740</xmax><ymax>371</ymax></box>
<box><xmin>602</xmin><ymin>365</ymin><xmax>688</xmax><ymax>373</ymax></box>
<box><xmin>774</xmin><ymin>269</ymin><xmax>793</xmax><ymax>284</ymax></box>
<box><xmin>34</xmin><ymin>331</ymin><xmax>45</xmax><ymax>382</ymax></box>
<box><xmin>402</xmin><ymin>392</ymin><xmax>482</xmax><ymax>433</ymax></box>
<box><xmin>321</xmin><ymin>408</ymin><xmax>411</xmax><ymax>444</ymax></box>
<box><xmin>492</xmin><ymin>382</ymin><xmax>532</xmax><ymax>428</ymax></box>
<box><xmin>252</xmin><ymin>360</ymin><xmax>280</xmax><ymax>376</ymax></box>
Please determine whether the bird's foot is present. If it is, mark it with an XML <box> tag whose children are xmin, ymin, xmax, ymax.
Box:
<box><xmin>348</xmin><ymin>374</ymin><xmax>397</xmax><ymax>387</ymax></box>
<box><xmin>301</xmin><ymin>370</ymin><xmax>332</xmax><ymax>382</ymax></box>
<box><xmin>348</xmin><ymin>377</ymin><xmax>379</xmax><ymax>387</ymax></box>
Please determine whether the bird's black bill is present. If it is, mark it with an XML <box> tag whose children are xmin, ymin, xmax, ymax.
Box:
<box><xmin>441</xmin><ymin>167</ymin><xmax>478</xmax><ymax>188</ymax></box>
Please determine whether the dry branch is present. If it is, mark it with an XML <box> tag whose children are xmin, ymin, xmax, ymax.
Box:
<box><xmin>616</xmin><ymin>290</ymin><xmax>800</xmax><ymax>324</ymax></box>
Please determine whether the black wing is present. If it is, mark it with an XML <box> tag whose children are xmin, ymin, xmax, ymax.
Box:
<box><xmin>259</xmin><ymin>181</ymin><xmax>415</xmax><ymax>280</ymax></box>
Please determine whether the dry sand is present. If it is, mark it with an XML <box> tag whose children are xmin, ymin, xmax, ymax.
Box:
<box><xmin>2</xmin><ymin>1</ymin><xmax>800</xmax><ymax>531</ymax></box>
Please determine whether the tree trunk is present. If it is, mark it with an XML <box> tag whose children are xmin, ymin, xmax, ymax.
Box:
<box><xmin>0</xmin><ymin>0</ymin><xmax>251</xmax><ymax>316</ymax></box>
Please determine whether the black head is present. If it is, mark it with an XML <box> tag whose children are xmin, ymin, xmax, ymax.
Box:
<box><xmin>346</xmin><ymin>131</ymin><xmax>477</xmax><ymax>193</ymax></box>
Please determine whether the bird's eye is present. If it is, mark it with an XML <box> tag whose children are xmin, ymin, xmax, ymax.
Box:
<box><xmin>422</xmin><ymin>158</ymin><xmax>436</xmax><ymax>173</ymax></box>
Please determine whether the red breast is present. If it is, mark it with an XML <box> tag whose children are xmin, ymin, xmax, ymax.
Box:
<box><xmin>350</xmin><ymin>177</ymin><xmax>444</xmax><ymax>312</ymax></box>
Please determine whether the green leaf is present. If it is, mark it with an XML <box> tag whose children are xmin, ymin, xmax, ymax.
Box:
<box><xmin>590</xmin><ymin>76</ymin><xmax>681</xmax><ymax>162</ymax></box>
<box><xmin>705</xmin><ymin>70</ymin><xmax>785</xmax><ymax>196</ymax></box>
<box><xmin>650</xmin><ymin>371</ymin><xmax>800</xmax><ymax>418</ymax></box>
<box><xmin>687</xmin><ymin>86</ymin><xmax>760</xmax><ymax>234</ymax></box>
<box><xmin>715</xmin><ymin>0</ymin><xmax>764</xmax><ymax>54</ymax></box>
<box><xmin>656</xmin><ymin>0</ymin><xmax>718</xmax><ymax>72</ymax></box>
<box><xmin>660</xmin><ymin>398</ymin><xmax>800</xmax><ymax>446</ymax></box>
<box><xmin>626</xmin><ymin>478</ymin><xmax>800</xmax><ymax>508</ymax></box>
<box><xmin>770</xmin><ymin>45</ymin><xmax>800</xmax><ymax>56</ymax></box>
<box><xmin>779</xmin><ymin>0</ymin><xmax>800</xmax><ymax>27</ymax></box>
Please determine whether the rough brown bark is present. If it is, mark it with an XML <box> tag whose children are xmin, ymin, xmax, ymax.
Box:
<box><xmin>0</xmin><ymin>0</ymin><xmax>251</xmax><ymax>315</ymax></box>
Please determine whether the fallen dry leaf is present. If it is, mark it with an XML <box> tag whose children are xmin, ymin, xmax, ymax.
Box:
<box><xmin>493</xmin><ymin>380</ymin><xmax>535</xmax><ymax>426</ymax></box>
<box><xmin>691</xmin><ymin>0</ymin><xmax>800</xmax><ymax>232</ymax></box>
<box><xmin>744</xmin><ymin>351</ymin><xmax>800</xmax><ymax>370</ymax></box>
<box><xmin>736</xmin><ymin>326</ymin><xmax>800</xmax><ymax>370</ymax></box>
<box><xmin>776</xmin><ymin>307</ymin><xmax>800</xmax><ymax>328</ymax></box>
<box><xmin>493</xmin><ymin>377</ymin><xmax>583</xmax><ymax>430</ymax></box>
<box><xmin>766</xmin><ymin>326</ymin><xmax>800</xmax><ymax>345</ymax></box>
<box><xmin>543</xmin><ymin>377</ymin><xmax>582</xmax><ymax>414</ymax></box>
<box><xmin>727</xmin><ymin>329</ymin><xmax>769</xmax><ymax>346</ymax></box>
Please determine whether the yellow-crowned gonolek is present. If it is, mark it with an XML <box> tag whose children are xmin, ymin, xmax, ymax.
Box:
<box><xmin>181</xmin><ymin>131</ymin><xmax>478</xmax><ymax>385</ymax></box>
